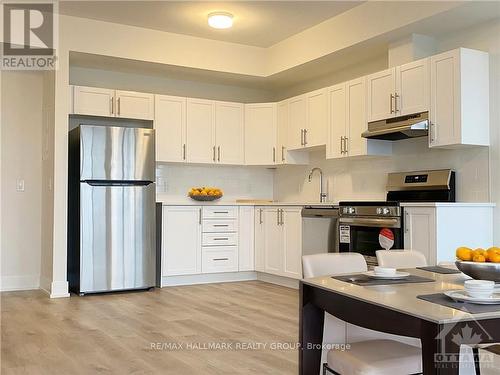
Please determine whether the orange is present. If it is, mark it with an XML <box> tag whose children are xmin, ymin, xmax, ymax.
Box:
<box><xmin>489</xmin><ymin>253</ymin><xmax>500</xmax><ymax>263</ymax></box>
<box><xmin>472</xmin><ymin>254</ymin><xmax>486</xmax><ymax>263</ymax></box>
<box><xmin>473</xmin><ymin>248</ymin><xmax>487</xmax><ymax>257</ymax></box>
<box><xmin>456</xmin><ymin>247</ymin><xmax>473</xmax><ymax>261</ymax></box>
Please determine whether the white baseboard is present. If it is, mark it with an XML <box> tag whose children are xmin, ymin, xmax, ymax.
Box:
<box><xmin>0</xmin><ymin>275</ymin><xmax>40</xmax><ymax>292</ymax></box>
<box><xmin>50</xmin><ymin>280</ymin><xmax>70</xmax><ymax>298</ymax></box>
<box><xmin>162</xmin><ymin>271</ymin><xmax>257</xmax><ymax>287</ymax></box>
<box><xmin>256</xmin><ymin>272</ymin><xmax>299</xmax><ymax>289</ymax></box>
<box><xmin>39</xmin><ymin>275</ymin><xmax>52</xmax><ymax>295</ymax></box>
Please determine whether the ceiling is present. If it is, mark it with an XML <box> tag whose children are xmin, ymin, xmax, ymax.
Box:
<box><xmin>58</xmin><ymin>1</ymin><xmax>362</xmax><ymax>47</ymax></box>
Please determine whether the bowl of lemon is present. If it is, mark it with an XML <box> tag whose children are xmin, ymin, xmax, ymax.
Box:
<box><xmin>188</xmin><ymin>187</ymin><xmax>223</xmax><ymax>201</ymax></box>
<box><xmin>455</xmin><ymin>246</ymin><xmax>500</xmax><ymax>282</ymax></box>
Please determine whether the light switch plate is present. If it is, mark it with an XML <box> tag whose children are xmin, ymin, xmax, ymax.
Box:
<box><xmin>16</xmin><ymin>179</ymin><xmax>25</xmax><ymax>192</ymax></box>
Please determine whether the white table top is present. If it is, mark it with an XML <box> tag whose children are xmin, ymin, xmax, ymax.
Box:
<box><xmin>302</xmin><ymin>268</ymin><xmax>500</xmax><ymax>324</ymax></box>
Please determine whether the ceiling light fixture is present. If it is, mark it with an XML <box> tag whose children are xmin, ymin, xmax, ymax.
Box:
<box><xmin>208</xmin><ymin>12</ymin><xmax>233</xmax><ymax>29</ymax></box>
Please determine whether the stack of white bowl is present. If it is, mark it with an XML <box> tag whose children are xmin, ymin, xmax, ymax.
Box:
<box><xmin>373</xmin><ymin>266</ymin><xmax>397</xmax><ymax>277</ymax></box>
<box><xmin>464</xmin><ymin>280</ymin><xmax>495</xmax><ymax>298</ymax></box>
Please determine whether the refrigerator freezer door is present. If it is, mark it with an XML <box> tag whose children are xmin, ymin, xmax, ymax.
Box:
<box><xmin>80</xmin><ymin>182</ymin><xmax>156</xmax><ymax>293</ymax></box>
<box><xmin>80</xmin><ymin>125</ymin><xmax>155</xmax><ymax>181</ymax></box>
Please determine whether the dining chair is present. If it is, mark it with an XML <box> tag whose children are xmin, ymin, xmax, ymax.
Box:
<box><xmin>302</xmin><ymin>253</ymin><xmax>423</xmax><ymax>375</ymax></box>
<box><xmin>376</xmin><ymin>249</ymin><xmax>428</xmax><ymax>268</ymax></box>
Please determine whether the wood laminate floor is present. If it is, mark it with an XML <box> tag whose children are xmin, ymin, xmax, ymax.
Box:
<box><xmin>1</xmin><ymin>281</ymin><xmax>299</xmax><ymax>375</ymax></box>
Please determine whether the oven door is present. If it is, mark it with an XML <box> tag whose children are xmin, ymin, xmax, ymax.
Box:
<box><xmin>338</xmin><ymin>216</ymin><xmax>403</xmax><ymax>267</ymax></box>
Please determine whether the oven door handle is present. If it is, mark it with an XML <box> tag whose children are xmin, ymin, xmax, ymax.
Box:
<box><xmin>339</xmin><ymin>217</ymin><xmax>401</xmax><ymax>228</ymax></box>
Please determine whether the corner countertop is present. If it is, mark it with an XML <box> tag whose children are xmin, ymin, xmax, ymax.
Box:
<box><xmin>156</xmin><ymin>198</ymin><xmax>339</xmax><ymax>207</ymax></box>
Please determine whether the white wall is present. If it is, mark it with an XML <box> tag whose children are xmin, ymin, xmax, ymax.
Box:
<box><xmin>156</xmin><ymin>164</ymin><xmax>274</xmax><ymax>203</ymax></box>
<box><xmin>1</xmin><ymin>71</ymin><xmax>43</xmax><ymax>291</ymax></box>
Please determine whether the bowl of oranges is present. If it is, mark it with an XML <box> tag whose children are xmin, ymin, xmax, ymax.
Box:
<box><xmin>188</xmin><ymin>187</ymin><xmax>223</xmax><ymax>201</ymax></box>
<box><xmin>455</xmin><ymin>246</ymin><xmax>500</xmax><ymax>282</ymax></box>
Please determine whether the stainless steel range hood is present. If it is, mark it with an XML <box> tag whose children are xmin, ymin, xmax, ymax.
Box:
<box><xmin>362</xmin><ymin>111</ymin><xmax>429</xmax><ymax>141</ymax></box>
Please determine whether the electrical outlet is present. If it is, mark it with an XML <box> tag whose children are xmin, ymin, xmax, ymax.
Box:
<box><xmin>16</xmin><ymin>179</ymin><xmax>25</xmax><ymax>192</ymax></box>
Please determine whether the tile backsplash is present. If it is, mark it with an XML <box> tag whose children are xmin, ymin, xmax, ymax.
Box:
<box><xmin>156</xmin><ymin>163</ymin><xmax>274</xmax><ymax>202</ymax></box>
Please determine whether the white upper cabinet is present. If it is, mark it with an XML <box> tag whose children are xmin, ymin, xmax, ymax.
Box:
<box><xmin>328</xmin><ymin>78</ymin><xmax>391</xmax><ymax>159</ymax></box>
<box><xmin>287</xmin><ymin>95</ymin><xmax>306</xmax><ymax>150</ymax></box>
<box><xmin>395</xmin><ymin>58</ymin><xmax>430</xmax><ymax>116</ymax></box>
<box><xmin>73</xmin><ymin>86</ymin><xmax>115</xmax><ymax>117</ymax></box>
<box><xmin>277</xmin><ymin>100</ymin><xmax>309</xmax><ymax>165</ymax></box>
<box><xmin>115</xmin><ymin>90</ymin><xmax>154</xmax><ymax>120</ymax></box>
<box><xmin>186</xmin><ymin>98</ymin><xmax>216</xmax><ymax>164</ymax></box>
<box><xmin>305</xmin><ymin>88</ymin><xmax>328</xmax><ymax>147</ymax></box>
<box><xmin>366</xmin><ymin>68</ymin><xmax>396</xmax><ymax>122</ymax></box>
<box><xmin>155</xmin><ymin>95</ymin><xmax>186</xmax><ymax>163</ymax></box>
<box><xmin>244</xmin><ymin>103</ymin><xmax>277</xmax><ymax>165</ymax></box>
<box><xmin>215</xmin><ymin>101</ymin><xmax>244</xmax><ymax>165</ymax></box>
<box><xmin>429</xmin><ymin>48</ymin><xmax>489</xmax><ymax>148</ymax></box>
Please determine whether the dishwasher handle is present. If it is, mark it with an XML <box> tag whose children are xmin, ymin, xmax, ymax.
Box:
<box><xmin>301</xmin><ymin>207</ymin><xmax>339</xmax><ymax>218</ymax></box>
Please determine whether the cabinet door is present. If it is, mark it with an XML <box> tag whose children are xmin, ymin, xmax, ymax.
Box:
<box><xmin>155</xmin><ymin>95</ymin><xmax>186</xmax><ymax>163</ymax></box>
<box><xmin>305</xmin><ymin>88</ymin><xmax>328</xmax><ymax>147</ymax></box>
<box><xmin>215</xmin><ymin>101</ymin><xmax>244</xmax><ymax>165</ymax></box>
<box><xmin>276</xmin><ymin>100</ymin><xmax>288</xmax><ymax>165</ymax></box>
<box><xmin>238</xmin><ymin>207</ymin><xmax>255</xmax><ymax>271</ymax></box>
<box><xmin>366</xmin><ymin>68</ymin><xmax>396</xmax><ymax>122</ymax></box>
<box><xmin>327</xmin><ymin>83</ymin><xmax>346</xmax><ymax>159</ymax></box>
<box><xmin>287</xmin><ymin>95</ymin><xmax>306</xmax><ymax>150</ymax></box>
<box><xmin>162</xmin><ymin>206</ymin><xmax>202</xmax><ymax>276</ymax></box>
<box><xmin>429</xmin><ymin>50</ymin><xmax>460</xmax><ymax>148</ymax></box>
<box><xmin>403</xmin><ymin>207</ymin><xmax>436</xmax><ymax>266</ymax></box>
<box><xmin>73</xmin><ymin>86</ymin><xmax>115</xmax><ymax>117</ymax></box>
<box><xmin>263</xmin><ymin>209</ymin><xmax>283</xmax><ymax>276</ymax></box>
<box><xmin>282</xmin><ymin>208</ymin><xmax>303</xmax><ymax>279</ymax></box>
<box><xmin>115</xmin><ymin>90</ymin><xmax>154</xmax><ymax>120</ymax></box>
<box><xmin>396</xmin><ymin>58</ymin><xmax>430</xmax><ymax>116</ymax></box>
<box><xmin>346</xmin><ymin>78</ymin><xmax>367</xmax><ymax>157</ymax></box>
<box><xmin>186</xmin><ymin>98</ymin><xmax>216</xmax><ymax>163</ymax></box>
<box><xmin>244</xmin><ymin>103</ymin><xmax>277</xmax><ymax>165</ymax></box>
<box><xmin>254</xmin><ymin>208</ymin><xmax>265</xmax><ymax>272</ymax></box>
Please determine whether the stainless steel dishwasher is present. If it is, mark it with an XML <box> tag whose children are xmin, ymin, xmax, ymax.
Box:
<box><xmin>301</xmin><ymin>206</ymin><xmax>340</xmax><ymax>256</ymax></box>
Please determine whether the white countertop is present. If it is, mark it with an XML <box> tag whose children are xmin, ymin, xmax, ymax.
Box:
<box><xmin>401</xmin><ymin>202</ymin><xmax>496</xmax><ymax>207</ymax></box>
<box><xmin>302</xmin><ymin>268</ymin><xmax>500</xmax><ymax>324</ymax></box>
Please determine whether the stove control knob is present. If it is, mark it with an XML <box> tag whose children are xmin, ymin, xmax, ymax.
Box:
<box><xmin>347</xmin><ymin>207</ymin><xmax>356</xmax><ymax>214</ymax></box>
<box><xmin>376</xmin><ymin>208</ymin><xmax>383</xmax><ymax>215</ymax></box>
<box><xmin>382</xmin><ymin>207</ymin><xmax>390</xmax><ymax>215</ymax></box>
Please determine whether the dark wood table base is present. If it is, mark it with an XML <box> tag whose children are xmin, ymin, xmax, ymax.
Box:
<box><xmin>299</xmin><ymin>282</ymin><xmax>500</xmax><ymax>375</ymax></box>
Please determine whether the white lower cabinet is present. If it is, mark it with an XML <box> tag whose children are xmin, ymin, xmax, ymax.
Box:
<box><xmin>255</xmin><ymin>206</ymin><xmax>303</xmax><ymax>279</ymax></box>
<box><xmin>201</xmin><ymin>246</ymin><xmax>238</xmax><ymax>274</ymax></box>
<box><xmin>162</xmin><ymin>206</ymin><xmax>202</xmax><ymax>276</ymax></box>
<box><xmin>403</xmin><ymin>204</ymin><xmax>494</xmax><ymax>265</ymax></box>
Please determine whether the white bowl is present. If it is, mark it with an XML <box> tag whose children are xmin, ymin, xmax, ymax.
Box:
<box><xmin>464</xmin><ymin>280</ymin><xmax>495</xmax><ymax>298</ymax></box>
<box><xmin>373</xmin><ymin>266</ymin><xmax>397</xmax><ymax>276</ymax></box>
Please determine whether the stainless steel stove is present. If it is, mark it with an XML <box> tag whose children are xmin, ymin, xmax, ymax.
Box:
<box><xmin>338</xmin><ymin>169</ymin><xmax>455</xmax><ymax>266</ymax></box>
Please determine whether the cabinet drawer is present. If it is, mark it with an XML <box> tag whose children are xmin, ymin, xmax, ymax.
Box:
<box><xmin>203</xmin><ymin>219</ymin><xmax>237</xmax><ymax>233</ymax></box>
<box><xmin>202</xmin><ymin>247</ymin><xmax>238</xmax><ymax>273</ymax></box>
<box><xmin>202</xmin><ymin>232</ymin><xmax>238</xmax><ymax>246</ymax></box>
<box><xmin>202</xmin><ymin>206</ymin><xmax>238</xmax><ymax>219</ymax></box>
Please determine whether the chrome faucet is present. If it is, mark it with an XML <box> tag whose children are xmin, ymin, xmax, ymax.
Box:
<box><xmin>308</xmin><ymin>167</ymin><xmax>327</xmax><ymax>203</ymax></box>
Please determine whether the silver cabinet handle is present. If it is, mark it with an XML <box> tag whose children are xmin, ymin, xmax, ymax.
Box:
<box><xmin>213</xmin><ymin>224</ymin><xmax>229</xmax><ymax>227</ymax></box>
<box><xmin>394</xmin><ymin>93</ymin><xmax>400</xmax><ymax>113</ymax></box>
<box><xmin>276</xmin><ymin>209</ymin><xmax>280</xmax><ymax>225</ymax></box>
<box><xmin>429</xmin><ymin>122</ymin><xmax>436</xmax><ymax>144</ymax></box>
<box><xmin>303</xmin><ymin>129</ymin><xmax>308</xmax><ymax>146</ymax></box>
<box><xmin>272</xmin><ymin>147</ymin><xmax>276</xmax><ymax>163</ymax></box>
<box><xmin>213</xmin><ymin>238</ymin><xmax>229</xmax><ymax>241</ymax></box>
<box><xmin>213</xmin><ymin>258</ymin><xmax>229</xmax><ymax>261</ymax></box>
<box><xmin>390</xmin><ymin>93</ymin><xmax>394</xmax><ymax>114</ymax></box>
<box><xmin>183</xmin><ymin>144</ymin><xmax>186</xmax><ymax>160</ymax></box>
<box><xmin>199</xmin><ymin>208</ymin><xmax>202</xmax><ymax>225</ymax></box>
<box><xmin>110</xmin><ymin>97</ymin><xmax>114</xmax><ymax>115</ymax></box>
<box><xmin>259</xmin><ymin>208</ymin><xmax>263</xmax><ymax>224</ymax></box>
<box><xmin>340</xmin><ymin>136</ymin><xmax>344</xmax><ymax>154</ymax></box>
<box><xmin>281</xmin><ymin>146</ymin><xmax>285</xmax><ymax>162</ymax></box>
<box><xmin>217</xmin><ymin>146</ymin><xmax>221</xmax><ymax>162</ymax></box>
<box><xmin>117</xmin><ymin>97</ymin><xmax>121</xmax><ymax>116</ymax></box>
<box><xmin>212</xmin><ymin>146</ymin><xmax>216</xmax><ymax>162</ymax></box>
<box><xmin>344</xmin><ymin>137</ymin><xmax>348</xmax><ymax>154</ymax></box>
<box><xmin>404</xmin><ymin>211</ymin><xmax>409</xmax><ymax>233</ymax></box>
<box><xmin>300</xmin><ymin>129</ymin><xmax>304</xmax><ymax>146</ymax></box>
<box><xmin>280</xmin><ymin>209</ymin><xmax>284</xmax><ymax>225</ymax></box>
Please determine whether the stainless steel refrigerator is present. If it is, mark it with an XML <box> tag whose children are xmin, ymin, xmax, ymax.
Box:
<box><xmin>68</xmin><ymin>125</ymin><xmax>156</xmax><ymax>295</ymax></box>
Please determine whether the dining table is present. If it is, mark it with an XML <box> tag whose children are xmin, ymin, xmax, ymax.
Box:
<box><xmin>299</xmin><ymin>268</ymin><xmax>500</xmax><ymax>375</ymax></box>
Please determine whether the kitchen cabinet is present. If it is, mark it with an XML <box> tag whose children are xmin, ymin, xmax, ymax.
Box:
<box><xmin>155</xmin><ymin>95</ymin><xmax>186</xmax><ymax>163</ymax></box>
<box><xmin>366</xmin><ymin>68</ymin><xmax>396</xmax><ymax>122</ymax></box>
<box><xmin>186</xmin><ymin>98</ymin><xmax>216</xmax><ymax>164</ymax></box>
<box><xmin>277</xmin><ymin>100</ymin><xmax>309</xmax><ymax>165</ymax></box>
<box><xmin>72</xmin><ymin>86</ymin><xmax>154</xmax><ymax>120</ymax></box>
<box><xmin>429</xmin><ymin>48</ymin><xmax>489</xmax><ymax>148</ymax></box>
<box><xmin>396</xmin><ymin>58</ymin><xmax>430</xmax><ymax>116</ymax></box>
<box><xmin>403</xmin><ymin>204</ymin><xmax>494</xmax><ymax>265</ymax></box>
<box><xmin>162</xmin><ymin>206</ymin><xmax>202</xmax><ymax>276</ymax></box>
<box><xmin>244</xmin><ymin>103</ymin><xmax>277</xmax><ymax>165</ymax></box>
<box><xmin>115</xmin><ymin>90</ymin><xmax>154</xmax><ymax>120</ymax></box>
<box><xmin>72</xmin><ymin>86</ymin><xmax>115</xmax><ymax>117</ymax></box>
<box><xmin>255</xmin><ymin>206</ymin><xmax>303</xmax><ymax>279</ymax></box>
<box><xmin>327</xmin><ymin>78</ymin><xmax>391</xmax><ymax>159</ymax></box>
<box><xmin>215</xmin><ymin>101</ymin><xmax>244</xmax><ymax>164</ymax></box>
<box><xmin>287</xmin><ymin>89</ymin><xmax>328</xmax><ymax>150</ymax></box>
<box><xmin>238</xmin><ymin>207</ymin><xmax>255</xmax><ymax>272</ymax></box>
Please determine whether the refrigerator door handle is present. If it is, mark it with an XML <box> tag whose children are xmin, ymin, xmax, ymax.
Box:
<box><xmin>84</xmin><ymin>180</ymin><xmax>154</xmax><ymax>187</ymax></box>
